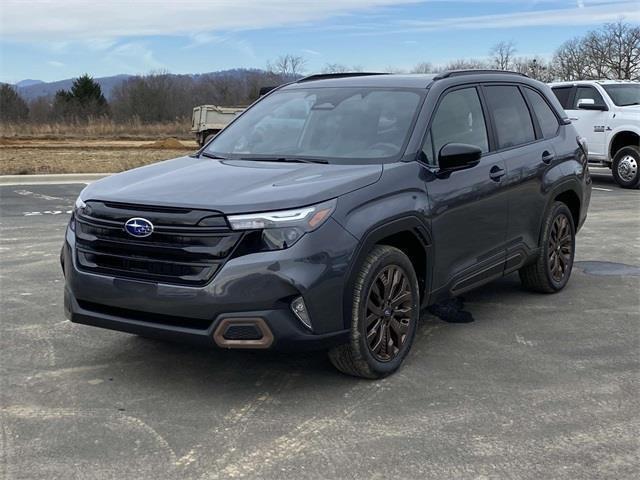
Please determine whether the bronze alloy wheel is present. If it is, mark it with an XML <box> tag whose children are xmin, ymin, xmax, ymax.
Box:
<box><xmin>548</xmin><ymin>213</ymin><xmax>573</xmax><ymax>283</ymax></box>
<box><xmin>366</xmin><ymin>265</ymin><xmax>414</xmax><ymax>362</ymax></box>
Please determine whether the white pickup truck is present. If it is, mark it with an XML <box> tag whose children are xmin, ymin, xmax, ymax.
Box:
<box><xmin>550</xmin><ymin>80</ymin><xmax>640</xmax><ymax>188</ymax></box>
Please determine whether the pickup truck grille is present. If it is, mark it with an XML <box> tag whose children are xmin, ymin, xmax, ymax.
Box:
<box><xmin>74</xmin><ymin>201</ymin><xmax>241</xmax><ymax>286</ymax></box>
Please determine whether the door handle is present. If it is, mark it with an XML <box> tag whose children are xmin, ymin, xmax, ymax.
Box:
<box><xmin>542</xmin><ymin>151</ymin><xmax>555</xmax><ymax>164</ymax></box>
<box><xmin>489</xmin><ymin>165</ymin><xmax>506</xmax><ymax>181</ymax></box>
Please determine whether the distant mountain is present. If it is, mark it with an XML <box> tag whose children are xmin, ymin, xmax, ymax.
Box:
<box><xmin>15</xmin><ymin>79</ymin><xmax>45</xmax><ymax>88</ymax></box>
<box><xmin>14</xmin><ymin>69</ymin><xmax>277</xmax><ymax>102</ymax></box>
<box><xmin>16</xmin><ymin>74</ymin><xmax>133</xmax><ymax>101</ymax></box>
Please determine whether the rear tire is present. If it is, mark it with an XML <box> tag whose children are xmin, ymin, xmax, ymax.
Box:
<box><xmin>519</xmin><ymin>202</ymin><xmax>575</xmax><ymax>293</ymax></box>
<box><xmin>328</xmin><ymin>245</ymin><xmax>419</xmax><ymax>379</ymax></box>
<box><xmin>611</xmin><ymin>146</ymin><xmax>640</xmax><ymax>189</ymax></box>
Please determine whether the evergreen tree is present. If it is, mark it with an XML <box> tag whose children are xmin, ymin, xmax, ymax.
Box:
<box><xmin>52</xmin><ymin>74</ymin><xmax>109</xmax><ymax>120</ymax></box>
<box><xmin>70</xmin><ymin>74</ymin><xmax>107</xmax><ymax>107</ymax></box>
<box><xmin>0</xmin><ymin>84</ymin><xmax>29</xmax><ymax>122</ymax></box>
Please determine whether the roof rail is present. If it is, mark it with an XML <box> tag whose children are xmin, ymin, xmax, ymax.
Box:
<box><xmin>296</xmin><ymin>72</ymin><xmax>388</xmax><ymax>83</ymax></box>
<box><xmin>433</xmin><ymin>69</ymin><xmax>528</xmax><ymax>80</ymax></box>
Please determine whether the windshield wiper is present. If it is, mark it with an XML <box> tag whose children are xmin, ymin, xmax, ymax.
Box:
<box><xmin>200</xmin><ymin>151</ymin><xmax>228</xmax><ymax>160</ymax></box>
<box><xmin>619</xmin><ymin>102</ymin><xmax>639</xmax><ymax>106</ymax></box>
<box><xmin>239</xmin><ymin>156</ymin><xmax>329</xmax><ymax>164</ymax></box>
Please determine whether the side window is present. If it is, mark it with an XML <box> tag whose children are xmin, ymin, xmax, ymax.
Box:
<box><xmin>427</xmin><ymin>87</ymin><xmax>489</xmax><ymax>164</ymax></box>
<box><xmin>524</xmin><ymin>88</ymin><xmax>560</xmax><ymax>138</ymax></box>
<box><xmin>552</xmin><ymin>87</ymin><xmax>573</xmax><ymax>109</ymax></box>
<box><xmin>573</xmin><ymin>86</ymin><xmax>606</xmax><ymax>109</ymax></box>
<box><xmin>484</xmin><ymin>85</ymin><xmax>536</xmax><ymax>149</ymax></box>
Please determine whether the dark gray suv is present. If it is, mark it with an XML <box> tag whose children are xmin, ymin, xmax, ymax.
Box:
<box><xmin>61</xmin><ymin>71</ymin><xmax>592</xmax><ymax>378</ymax></box>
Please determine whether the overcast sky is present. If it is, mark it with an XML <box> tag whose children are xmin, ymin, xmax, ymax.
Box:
<box><xmin>1</xmin><ymin>0</ymin><xmax>638</xmax><ymax>83</ymax></box>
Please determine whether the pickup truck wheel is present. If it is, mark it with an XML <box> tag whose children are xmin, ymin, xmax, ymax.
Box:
<box><xmin>519</xmin><ymin>202</ymin><xmax>575</xmax><ymax>293</ymax></box>
<box><xmin>328</xmin><ymin>245</ymin><xmax>419</xmax><ymax>379</ymax></box>
<box><xmin>612</xmin><ymin>146</ymin><xmax>640</xmax><ymax>189</ymax></box>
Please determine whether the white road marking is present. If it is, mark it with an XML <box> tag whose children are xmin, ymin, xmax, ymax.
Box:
<box><xmin>23</xmin><ymin>210</ymin><xmax>73</xmax><ymax>216</ymax></box>
<box><xmin>14</xmin><ymin>189</ymin><xmax>65</xmax><ymax>201</ymax></box>
<box><xmin>515</xmin><ymin>334</ymin><xmax>536</xmax><ymax>347</ymax></box>
<box><xmin>593</xmin><ymin>187</ymin><xmax>613</xmax><ymax>192</ymax></box>
<box><xmin>1</xmin><ymin>173</ymin><xmax>109</xmax><ymax>186</ymax></box>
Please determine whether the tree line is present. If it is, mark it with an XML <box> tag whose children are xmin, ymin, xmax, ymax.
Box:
<box><xmin>1</xmin><ymin>21</ymin><xmax>638</xmax><ymax>125</ymax></box>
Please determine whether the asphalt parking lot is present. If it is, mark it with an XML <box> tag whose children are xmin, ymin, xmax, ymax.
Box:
<box><xmin>1</xmin><ymin>169</ymin><xmax>639</xmax><ymax>480</ymax></box>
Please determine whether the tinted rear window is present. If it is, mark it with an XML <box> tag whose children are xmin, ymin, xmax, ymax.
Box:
<box><xmin>552</xmin><ymin>87</ymin><xmax>573</xmax><ymax>109</ymax></box>
<box><xmin>524</xmin><ymin>88</ymin><xmax>559</xmax><ymax>138</ymax></box>
<box><xmin>484</xmin><ymin>86</ymin><xmax>536</xmax><ymax>149</ymax></box>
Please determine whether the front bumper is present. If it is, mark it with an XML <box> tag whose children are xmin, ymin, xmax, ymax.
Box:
<box><xmin>62</xmin><ymin>218</ymin><xmax>357</xmax><ymax>351</ymax></box>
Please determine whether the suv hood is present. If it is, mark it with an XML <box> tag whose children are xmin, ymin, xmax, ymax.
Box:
<box><xmin>83</xmin><ymin>156</ymin><xmax>382</xmax><ymax>214</ymax></box>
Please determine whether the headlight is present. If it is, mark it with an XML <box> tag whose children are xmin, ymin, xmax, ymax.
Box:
<box><xmin>228</xmin><ymin>199</ymin><xmax>336</xmax><ymax>249</ymax></box>
<box><xmin>75</xmin><ymin>196</ymin><xmax>86</xmax><ymax>212</ymax></box>
<box><xmin>69</xmin><ymin>194</ymin><xmax>87</xmax><ymax>231</ymax></box>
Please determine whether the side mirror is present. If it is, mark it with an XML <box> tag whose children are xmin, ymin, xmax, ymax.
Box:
<box><xmin>577</xmin><ymin>98</ymin><xmax>607</xmax><ymax>111</ymax></box>
<box><xmin>438</xmin><ymin>143</ymin><xmax>482</xmax><ymax>172</ymax></box>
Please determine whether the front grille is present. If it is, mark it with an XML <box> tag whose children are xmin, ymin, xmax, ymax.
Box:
<box><xmin>74</xmin><ymin>201</ymin><xmax>242</xmax><ymax>286</ymax></box>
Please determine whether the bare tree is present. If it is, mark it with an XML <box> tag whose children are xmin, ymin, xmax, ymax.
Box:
<box><xmin>411</xmin><ymin>62</ymin><xmax>434</xmax><ymax>73</ymax></box>
<box><xmin>553</xmin><ymin>21</ymin><xmax>640</xmax><ymax>80</ymax></box>
<box><xmin>384</xmin><ymin>66</ymin><xmax>407</xmax><ymax>73</ymax></box>
<box><xmin>512</xmin><ymin>56</ymin><xmax>555</xmax><ymax>82</ymax></box>
<box><xmin>28</xmin><ymin>96</ymin><xmax>53</xmax><ymax>123</ymax></box>
<box><xmin>490</xmin><ymin>40</ymin><xmax>517</xmax><ymax>70</ymax></box>
<box><xmin>444</xmin><ymin>58</ymin><xmax>489</xmax><ymax>70</ymax></box>
<box><xmin>598</xmin><ymin>21</ymin><xmax>640</xmax><ymax>79</ymax></box>
<box><xmin>321</xmin><ymin>63</ymin><xmax>363</xmax><ymax>73</ymax></box>
<box><xmin>553</xmin><ymin>38</ymin><xmax>590</xmax><ymax>80</ymax></box>
<box><xmin>268</xmin><ymin>54</ymin><xmax>307</xmax><ymax>78</ymax></box>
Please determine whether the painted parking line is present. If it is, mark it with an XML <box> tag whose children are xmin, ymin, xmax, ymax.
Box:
<box><xmin>593</xmin><ymin>187</ymin><xmax>613</xmax><ymax>192</ymax></box>
<box><xmin>24</xmin><ymin>209</ymin><xmax>73</xmax><ymax>216</ymax></box>
<box><xmin>14</xmin><ymin>189</ymin><xmax>66</xmax><ymax>201</ymax></box>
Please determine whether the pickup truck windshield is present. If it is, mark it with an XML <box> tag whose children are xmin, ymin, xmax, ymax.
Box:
<box><xmin>602</xmin><ymin>84</ymin><xmax>640</xmax><ymax>106</ymax></box>
<box><xmin>204</xmin><ymin>87</ymin><xmax>423</xmax><ymax>163</ymax></box>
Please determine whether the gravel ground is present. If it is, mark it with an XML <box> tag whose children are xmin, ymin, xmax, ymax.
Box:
<box><xmin>0</xmin><ymin>169</ymin><xmax>638</xmax><ymax>479</ymax></box>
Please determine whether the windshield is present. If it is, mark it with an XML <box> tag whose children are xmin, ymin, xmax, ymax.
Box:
<box><xmin>204</xmin><ymin>87</ymin><xmax>424</xmax><ymax>163</ymax></box>
<box><xmin>602</xmin><ymin>84</ymin><xmax>640</xmax><ymax>106</ymax></box>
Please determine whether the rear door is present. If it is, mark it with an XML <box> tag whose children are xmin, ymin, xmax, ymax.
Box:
<box><xmin>564</xmin><ymin>85</ymin><xmax>609</xmax><ymax>158</ymax></box>
<box><xmin>422</xmin><ymin>86</ymin><xmax>509</xmax><ymax>294</ymax></box>
<box><xmin>482</xmin><ymin>84</ymin><xmax>561</xmax><ymax>270</ymax></box>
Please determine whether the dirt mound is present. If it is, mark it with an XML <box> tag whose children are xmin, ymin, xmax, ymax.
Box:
<box><xmin>142</xmin><ymin>138</ymin><xmax>187</xmax><ymax>149</ymax></box>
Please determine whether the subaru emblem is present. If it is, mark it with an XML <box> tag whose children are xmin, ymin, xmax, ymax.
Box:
<box><xmin>124</xmin><ymin>217</ymin><xmax>154</xmax><ymax>238</ymax></box>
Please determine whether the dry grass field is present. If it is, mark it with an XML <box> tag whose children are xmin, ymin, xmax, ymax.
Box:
<box><xmin>0</xmin><ymin>119</ymin><xmax>191</xmax><ymax>140</ymax></box>
<box><xmin>0</xmin><ymin>121</ymin><xmax>201</xmax><ymax>174</ymax></box>
<box><xmin>0</xmin><ymin>137</ymin><xmax>198</xmax><ymax>175</ymax></box>
<box><xmin>0</xmin><ymin>120</ymin><xmax>201</xmax><ymax>175</ymax></box>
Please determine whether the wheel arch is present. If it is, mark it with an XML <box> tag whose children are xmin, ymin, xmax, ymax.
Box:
<box><xmin>535</xmin><ymin>183</ymin><xmax>582</xmax><ymax>249</ymax></box>
<box><xmin>342</xmin><ymin>216</ymin><xmax>433</xmax><ymax>329</ymax></box>
<box><xmin>609</xmin><ymin>129</ymin><xmax>640</xmax><ymax>160</ymax></box>
<box><xmin>554</xmin><ymin>189</ymin><xmax>581</xmax><ymax>230</ymax></box>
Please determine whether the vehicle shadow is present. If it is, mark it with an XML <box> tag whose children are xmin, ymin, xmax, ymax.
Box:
<box><xmin>97</xmin><ymin>274</ymin><xmax>526</xmax><ymax>399</ymax></box>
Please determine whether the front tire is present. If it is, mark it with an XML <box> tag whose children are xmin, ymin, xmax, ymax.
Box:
<box><xmin>519</xmin><ymin>202</ymin><xmax>575</xmax><ymax>293</ymax></box>
<box><xmin>612</xmin><ymin>146</ymin><xmax>640</xmax><ymax>189</ymax></box>
<box><xmin>328</xmin><ymin>245</ymin><xmax>419</xmax><ymax>379</ymax></box>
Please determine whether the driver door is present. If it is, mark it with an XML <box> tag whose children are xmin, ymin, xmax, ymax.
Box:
<box><xmin>422</xmin><ymin>86</ymin><xmax>509</xmax><ymax>294</ymax></box>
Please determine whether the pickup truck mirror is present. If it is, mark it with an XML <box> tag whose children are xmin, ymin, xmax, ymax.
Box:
<box><xmin>438</xmin><ymin>143</ymin><xmax>482</xmax><ymax>172</ymax></box>
<box><xmin>577</xmin><ymin>98</ymin><xmax>607</xmax><ymax>111</ymax></box>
